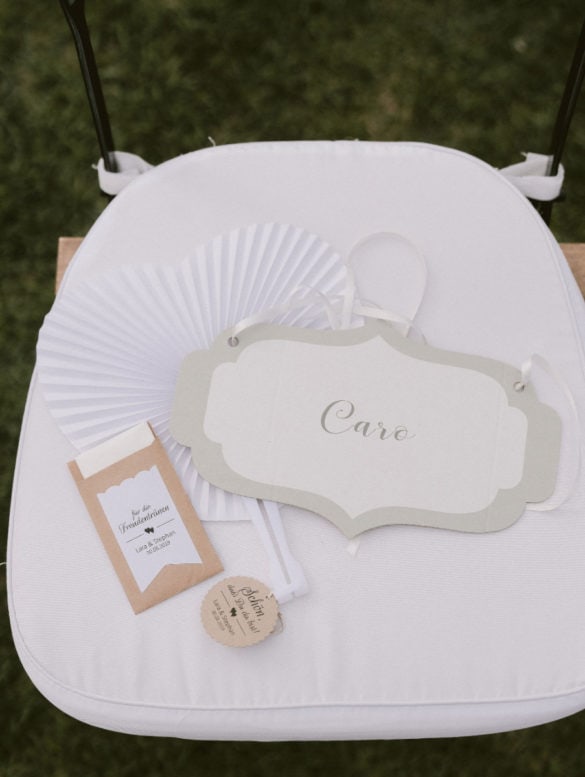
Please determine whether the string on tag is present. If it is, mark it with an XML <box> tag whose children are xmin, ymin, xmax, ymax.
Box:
<box><xmin>342</xmin><ymin>232</ymin><xmax>429</xmax><ymax>330</ymax></box>
<box><xmin>228</xmin><ymin>286</ymin><xmax>340</xmax><ymax>345</ymax></box>
<box><xmin>353</xmin><ymin>299</ymin><xmax>427</xmax><ymax>343</ymax></box>
<box><xmin>227</xmin><ymin>233</ymin><xmax>430</xmax><ymax>345</ymax></box>
<box><xmin>519</xmin><ymin>353</ymin><xmax>582</xmax><ymax>512</ymax></box>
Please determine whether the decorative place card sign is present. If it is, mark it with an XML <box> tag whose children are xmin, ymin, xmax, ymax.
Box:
<box><xmin>69</xmin><ymin>422</ymin><xmax>223</xmax><ymax>613</ymax></box>
<box><xmin>171</xmin><ymin>321</ymin><xmax>561</xmax><ymax>538</ymax></box>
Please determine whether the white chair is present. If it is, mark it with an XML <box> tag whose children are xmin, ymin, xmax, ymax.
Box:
<box><xmin>8</xmin><ymin>4</ymin><xmax>585</xmax><ymax>741</ymax></box>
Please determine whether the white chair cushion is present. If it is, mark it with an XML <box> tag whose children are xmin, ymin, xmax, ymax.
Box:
<box><xmin>8</xmin><ymin>141</ymin><xmax>585</xmax><ymax>739</ymax></box>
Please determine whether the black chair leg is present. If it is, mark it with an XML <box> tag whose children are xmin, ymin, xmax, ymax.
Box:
<box><xmin>59</xmin><ymin>0</ymin><xmax>117</xmax><ymax>173</ymax></box>
<box><xmin>539</xmin><ymin>16</ymin><xmax>585</xmax><ymax>226</ymax></box>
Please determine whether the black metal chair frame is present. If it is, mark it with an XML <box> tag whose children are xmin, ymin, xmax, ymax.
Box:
<box><xmin>60</xmin><ymin>0</ymin><xmax>585</xmax><ymax>226</ymax></box>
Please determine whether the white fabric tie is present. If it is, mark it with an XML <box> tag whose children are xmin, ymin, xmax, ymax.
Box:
<box><xmin>97</xmin><ymin>150</ymin><xmax>564</xmax><ymax>202</ymax></box>
<box><xmin>96</xmin><ymin>151</ymin><xmax>153</xmax><ymax>196</ymax></box>
<box><xmin>499</xmin><ymin>152</ymin><xmax>564</xmax><ymax>202</ymax></box>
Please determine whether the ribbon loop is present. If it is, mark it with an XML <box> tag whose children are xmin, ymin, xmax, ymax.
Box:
<box><xmin>521</xmin><ymin>354</ymin><xmax>581</xmax><ymax>512</ymax></box>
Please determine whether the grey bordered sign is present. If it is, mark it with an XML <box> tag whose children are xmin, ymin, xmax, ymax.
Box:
<box><xmin>171</xmin><ymin>320</ymin><xmax>561</xmax><ymax>538</ymax></box>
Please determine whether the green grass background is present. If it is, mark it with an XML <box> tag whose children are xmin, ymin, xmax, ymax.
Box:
<box><xmin>2</xmin><ymin>1</ymin><xmax>585</xmax><ymax>774</ymax></box>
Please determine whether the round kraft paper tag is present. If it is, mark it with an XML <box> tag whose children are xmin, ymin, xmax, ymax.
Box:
<box><xmin>201</xmin><ymin>576</ymin><xmax>280</xmax><ymax>647</ymax></box>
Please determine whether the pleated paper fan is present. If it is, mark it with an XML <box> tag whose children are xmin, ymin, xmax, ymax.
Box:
<box><xmin>37</xmin><ymin>222</ymin><xmax>346</xmax><ymax>521</ymax></box>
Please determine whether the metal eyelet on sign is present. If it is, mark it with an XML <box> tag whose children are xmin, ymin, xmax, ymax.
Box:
<box><xmin>227</xmin><ymin>336</ymin><xmax>240</xmax><ymax>347</ymax></box>
<box><xmin>513</xmin><ymin>380</ymin><xmax>526</xmax><ymax>392</ymax></box>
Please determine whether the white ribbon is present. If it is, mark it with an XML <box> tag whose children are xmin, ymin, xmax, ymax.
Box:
<box><xmin>518</xmin><ymin>354</ymin><xmax>581</xmax><ymax>512</ymax></box>
<box><xmin>499</xmin><ymin>152</ymin><xmax>564</xmax><ymax>202</ymax></box>
<box><xmin>96</xmin><ymin>151</ymin><xmax>153</xmax><ymax>196</ymax></box>
<box><xmin>229</xmin><ymin>287</ymin><xmax>340</xmax><ymax>343</ymax></box>
<box><xmin>228</xmin><ymin>233</ymin><xmax>430</xmax><ymax>344</ymax></box>
<box><xmin>343</xmin><ymin>232</ymin><xmax>429</xmax><ymax>328</ymax></box>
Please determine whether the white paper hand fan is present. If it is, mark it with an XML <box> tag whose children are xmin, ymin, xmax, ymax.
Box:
<box><xmin>37</xmin><ymin>222</ymin><xmax>346</xmax><ymax>522</ymax></box>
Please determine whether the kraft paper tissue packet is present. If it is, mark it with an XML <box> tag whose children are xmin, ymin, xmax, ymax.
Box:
<box><xmin>69</xmin><ymin>422</ymin><xmax>223</xmax><ymax>613</ymax></box>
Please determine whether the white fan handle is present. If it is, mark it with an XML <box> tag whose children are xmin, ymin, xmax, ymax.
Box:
<box><xmin>244</xmin><ymin>498</ymin><xmax>309</xmax><ymax>603</ymax></box>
